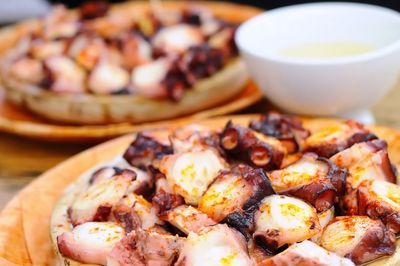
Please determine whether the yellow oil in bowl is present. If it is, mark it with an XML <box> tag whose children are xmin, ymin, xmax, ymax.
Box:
<box><xmin>281</xmin><ymin>41</ymin><xmax>375</xmax><ymax>58</ymax></box>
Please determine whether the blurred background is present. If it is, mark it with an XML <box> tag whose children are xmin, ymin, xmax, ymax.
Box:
<box><xmin>2</xmin><ymin>0</ymin><xmax>400</xmax><ymax>24</ymax></box>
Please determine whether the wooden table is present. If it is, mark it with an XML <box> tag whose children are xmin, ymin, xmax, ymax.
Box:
<box><xmin>0</xmin><ymin>87</ymin><xmax>399</xmax><ymax>210</ymax></box>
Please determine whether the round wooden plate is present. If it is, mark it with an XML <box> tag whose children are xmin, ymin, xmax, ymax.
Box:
<box><xmin>0</xmin><ymin>114</ymin><xmax>399</xmax><ymax>266</ymax></box>
<box><xmin>0</xmin><ymin>82</ymin><xmax>262</xmax><ymax>142</ymax></box>
<box><xmin>0</xmin><ymin>1</ymin><xmax>264</xmax><ymax>143</ymax></box>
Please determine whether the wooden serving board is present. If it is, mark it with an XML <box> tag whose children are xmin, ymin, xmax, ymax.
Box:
<box><xmin>0</xmin><ymin>114</ymin><xmax>399</xmax><ymax>266</ymax></box>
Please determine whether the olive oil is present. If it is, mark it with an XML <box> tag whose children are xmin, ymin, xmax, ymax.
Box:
<box><xmin>281</xmin><ymin>41</ymin><xmax>375</xmax><ymax>58</ymax></box>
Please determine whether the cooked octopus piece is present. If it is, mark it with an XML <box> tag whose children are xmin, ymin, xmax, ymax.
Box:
<box><xmin>106</xmin><ymin>228</ymin><xmax>184</xmax><ymax>266</ymax></box>
<box><xmin>331</xmin><ymin>139</ymin><xmax>397</xmax><ymax>187</ymax></box>
<box><xmin>320</xmin><ymin>216</ymin><xmax>396</xmax><ymax>264</ymax></box>
<box><xmin>175</xmin><ymin>224</ymin><xmax>253</xmax><ymax>266</ymax></box>
<box><xmin>9</xmin><ymin>57</ymin><xmax>44</xmax><ymax>84</ymax></box>
<box><xmin>357</xmin><ymin>179</ymin><xmax>400</xmax><ymax>233</ymax></box>
<box><xmin>159</xmin><ymin>150</ymin><xmax>226</xmax><ymax>205</ymax></box>
<box><xmin>262</xmin><ymin>240</ymin><xmax>355</xmax><ymax>266</ymax></box>
<box><xmin>253</xmin><ymin>195</ymin><xmax>321</xmax><ymax>252</ymax></box>
<box><xmin>220</xmin><ymin>121</ymin><xmax>285</xmax><ymax>169</ymax></box>
<box><xmin>208</xmin><ymin>24</ymin><xmax>237</xmax><ymax>58</ymax></box>
<box><xmin>57</xmin><ymin>222</ymin><xmax>124</xmax><ymax>265</ymax></box>
<box><xmin>113</xmin><ymin>193</ymin><xmax>161</xmax><ymax>231</ymax></box>
<box><xmin>119</xmin><ymin>32</ymin><xmax>152</xmax><ymax>69</ymax></box>
<box><xmin>90</xmin><ymin>165</ymin><xmax>152</xmax><ymax>196</ymax></box>
<box><xmin>130</xmin><ymin>58</ymin><xmax>171</xmax><ymax>99</ymax></box>
<box><xmin>67</xmin><ymin>35</ymin><xmax>105</xmax><ymax>70</ymax></box>
<box><xmin>68</xmin><ymin>170</ymin><xmax>136</xmax><ymax>226</ymax></box>
<box><xmin>123</xmin><ymin>132</ymin><xmax>172</xmax><ymax>168</ymax></box>
<box><xmin>152</xmin><ymin>25</ymin><xmax>203</xmax><ymax>54</ymax></box>
<box><xmin>303</xmin><ymin>120</ymin><xmax>377</xmax><ymax>158</ymax></box>
<box><xmin>44</xmin><ymin>55</ymin><xmax>86</xmax><ymax>93</ymax></box>
<box><xmin>163</xmin><ymin>205</ymin><xmax>215</xmax><ymax>234</ymax></box>
<box><xmin>30</xmin><ymin>39</ymin><xmax>65</xmax><ymax>60</ymax></box>
<box><xmin>198</xmin><ymin>164</ymin><xmax>274</xmax><ymax>223</ymax></box>
<box><xmin>268</xmin><ymin>153</ymin><xmax>347</xmax><ymax>212</ymax></box>
<box><xmin>89</xmin><ymin>166</ymin><xmax>120</xmax><ymax>184</ymax></box>
<box><xmin>88</xmin><ymin>60</ymin><xmax>129</xmax><ymax>94</ymax></box>
<box><xmin>330</xmin><ymin>139</ymin><xmax>386</xmax><ymax>167</ymax></box>
<box><xmin>311</xmin><ymin>207</ymin><xmax>335</xmax><ymax>244</ymax></box>
<box><xmin>179</xmin><ymin>45</ymin><xmax>225</xmax><ymax>84</ymax></box>
<box><xmin>249</xmin><ymin>112</ymin><xmax>310</xmax><ymax>153</ymax></box>
<box><xmin>170</xmin><ymin>124</ymin><xmax>222</xmax><ymax>154</ymax></box>
<box><xmin>43</xmin><ymin>5</ymin><xmax>79</xmax><ymax>40</ymax></box>
<box><xmin>152</xmin><ymin>184</ymin><xmax>185</xmax><ymax>216</ymax></box>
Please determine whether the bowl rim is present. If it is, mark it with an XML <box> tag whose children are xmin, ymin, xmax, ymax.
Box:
<box><xmin>235</xmin><ymin>2</ymin><xmax>400</xmax><ymax>66</ymax></box>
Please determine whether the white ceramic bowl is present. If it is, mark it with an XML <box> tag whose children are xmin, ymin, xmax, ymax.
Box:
<box><xmin>236</xmin><ymin>2</ymin><xmax>400</xmax><ymax>122</ymax></box>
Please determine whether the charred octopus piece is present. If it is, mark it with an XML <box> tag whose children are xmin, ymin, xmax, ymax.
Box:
<box><xmin>261</xmin><ymin>240</ymin><xmax>355</xmax><ymax>266</ymax></box>
<box><xmin>331</xmin><ymin>140</ymin><xmax>397</xmax><ymax>189</ymax></box>
<box><xmin>107</xmin><ymin>228</ymin><xmax>184</xmax><ymax>266</ymax></box>
<box><xmin>198</xmin><ymin>164</ymin><xmax>275</xmax><ymax>238</ymax></box>
<box><xmin>43</xmin><ymin>55</ymin><xmax>86</xmax><ymax>93</ymax></box>
<box><xmin>80</xmin><ymin>0</ymin><xmax>109</xmax><ymax>20</ymax></box>
<box><xmin>220</xmin><ymin>121</ymin><xmax>285</xmax><ymax>169</ymax></box>
<box><xmin>303</xmin><ymin>120</ymin><xmax>377</xmax><ymax>158</ymax></box>
<box><xmin>152</xmin><ymin>24</ymin><xmax>203</xmax><ymax>55</ymax></box>
<box><xmin>311</xmin><ymin>207</ymin><xmax>335</xmax><ymax>244</ymax></box>
<box><xmin>179</xmin><ymin>44</ymin><xmax>224</xmax><ymax>85</ymax></box>
<box><xmin>162</xmin><ymin>205</ymin><xmax>216</xmax><ymax>235</ymax></box>
<box><xmin>159</xmin><ymin>150</ymin><xmax>226</xmax><ymax>205</ymax></box>
<box><xmin>113</xmin><ymin>192</ymin><xmax>161</xmax><ymax>232</ymax></box>
<box><xmin>208</xmin><ymin>21</ymin><xmax>238</xmax><ymax>58</ymax></box>
<box><xmin>152</xmin><ymin>186</ymin><xmax>185</xmax><ymax>216</ymax></box>
<box><xmin>123</xmin><ymin>133</ymin><xmax>172</xmax><ymax>168</ymax></box>
<box><xmin>320</xmin><ymin>216</ymin><xmax>396</xmax><ymax>264</ymax></box>
<box><xmin>268</xmin><ymin>153</ymin><xmax>347</xmax><ymax>212</ymax></box>
<box><xmin>68</xmin><ymin>170</ymin><xmax>136</xmax><ymax>226</ymax></box>
<box><xmin>357</xmin><ymin>179</ymin><xmax>400</xmax><ymax>233</ymax></box>
<box><xmin>253</xmin><ymin>195</ymin><xmax>321</xmax><ymax>253</ymax></box>
<box><xmin>175</xmin><ymin>224</ymin><xmax>253</xmax><ymax>266</ymax></box>
<box><xmin>169</xmin><ymin>124</ymin><xmax>223</xmax><ymax>154</ymax></box>
<box><xmin>249</xmin><ymin>112</ymin><xmax>310</xmax><ymax>153</ymax></box>
<box><xmin>332</xmin><ymin>140</ymin><xmax>398</xmax><ymax>216</ymax></box>
<box><xmin>57</xmin><ymin>222</ymin><xmax>124</xmax><ymax>265</ymax></box>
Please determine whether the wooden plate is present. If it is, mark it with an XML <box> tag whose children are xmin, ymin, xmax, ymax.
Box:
<box><xmin>0</xmin><ymin>1</ymin><xmax>264</xmax><ymax>142</ymax></box>
<box><xmin>0</xmin><ymin>114</ymin><xmax>399</xmax><ymax>265</ymax></box>
<box><xmin>0</xmin><ymin>82</ymin><xmax>262</xmax><ymax>142</ymax></box>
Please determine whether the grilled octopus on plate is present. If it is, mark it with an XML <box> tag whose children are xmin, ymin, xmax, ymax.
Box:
<box><xmin>357</xmin><ymin>179</ymin><xmax>400</xmax><ymax>233</ymax></box>
<box><xmin>68</xmin><ymin>169</ymin><xmax>137</xmax><ymax>226</ymax></box>
<box><xmin>249</xmin><ymin>112</ymin><xmax>310</xmax><ymax>154</ymax></box>
<box><xmin>330</xmin><ymin>139</ymin><xmax>398</xmax><ymax>216</ymax></box>
<box><xmin>303</xmin><ymin>120</ymin><xmax>377</xmax><ymax>158</ymax></box>
<box><xmin>54</xmin><ymin>113</ymin><xmax>400</xmax><ymax>266</ymax></box>
<box><xmin>320</xmin><ymin>216</ymin><xmax>396</xmax><ymax>264</ymax></box>
<box><xmin>261</xmin><ymin>240</ymin><xmax>355</xmax><ymax>266</ymax></box>
<box><xmin>253</xmin><ymin>195</ymin><xmax>321</xmax><ymax>252</ymax></box>
<box><xmin>330</xmin><ymin>139</ymin><xmax>397</xmax><ymax>189</ymax></box>
<box><xmin>159</xmin><ymin>149</ymin><xmax>227</xmax><ymax>205</ymax></box>
<box><xmin>220</xmin><ymin>121</ymin><xmax>286</xmax><ymax>169</ymax></box>
<box><xmin>198</xmin><ymin>164</ymin><xmax>274</xmax><ymax>224</ymax></box>
<box><xmin>175</xmin><ymin>224</ymin><xmax>253</xmax><ymax>266</ymax></box>
<box><xmin>57</xmin><ymin>222</ymin><xmax>125</xmax><ymax>265</ymax></box>
<box><xmin>268</xmin><ymin>153</ymin><xmax>347</xmax><ymax>212</ymax></box>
